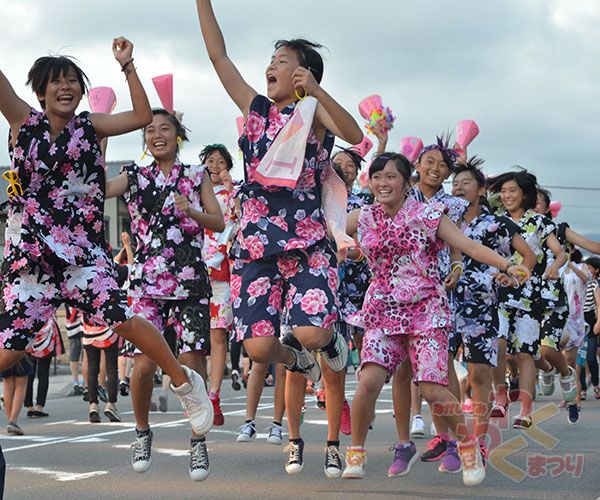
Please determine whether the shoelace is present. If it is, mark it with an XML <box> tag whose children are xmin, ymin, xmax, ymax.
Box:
<box><xmin>179</xmin><ymin>389</ymin><xmax>203</xmax><ymax>414</ymax></box>
<box><xmin>131</xmin><ymin>436</ymin><xmax>151</xmax><ymax>461</ymax></box>
<box><xmin>346</xmin><ymin>449</ymin><xmax>366</xmax><ymax>467</ymax></box>
<box><xmin>267</xmin><ymin>425</ymin><xmax>282</xmax><ymax>437</ymax></box>
<box><xmin>239</xmin><ymin>423</ymin><xmax>256</xmax><ymax>435</ymax></box>
<box><xmin>326</xmin><ymin>446</ymin><xmax>342</xmax><ymax>466</ymax></box>
<box><xmin>190</xmin><ymin>442</ymin><xmax>209</xmax><ymax>470</ymax></box>
<box><xmin>425</xmin><ymin>436</ymin><xmax>443</xmax><ymax>450</ymax></box>
<box><xmin>284</xmin><ymin>442</ymin><xmax>302</xmax><ymax>463</ymax></box>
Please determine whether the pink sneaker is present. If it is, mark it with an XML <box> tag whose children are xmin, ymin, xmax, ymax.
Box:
<box><xmin>462</xmin><ymin>398</ymin><xmax>474</xmax><ymax>414</ymax></box>
<box><xmin>340</xmin><ymin>399</ymin><xmax>352</xmax><ymax>435</ymax></box>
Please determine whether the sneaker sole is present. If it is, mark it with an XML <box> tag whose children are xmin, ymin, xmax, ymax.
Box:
<box><xmin>438</xmin><ymin>463</ymin><xmax>462</xmax><ymax>473</ymax></box>
<box><xmin>410</xmin><ymin>429</ymin><xmax>425</xmax><ymax>438</ymax></box>
<box><xmin>189</xmin><ymin>469</ymin><xmax>210</xmax><ymax>482</ymax></box>
<box><xmin>267</xmin><ymin>437</ymin><xmax>282</xmax><ymax>445</ymax></box>
<box><xmin>132</xmin><ymin>459</ymin><xmax>152</xmax><ymax>473</ymax></box>
<box><xmin>104</xmin><ymin>410</ymin><xmax>121</xmax><ymax>423</ymax></box>
<box><xmin>463</xmin><ymin>469</ymin><xmax>486</xmax><ymax>486</ymax></box>
<box><xmin>285</xmin><ymin>464</ymin><xmax>304</xmax><ymax>475</ymax></box>
<box><xmin>388</xmin><ymin>452</ymin><xmax>419</xmax><ymax>477</ymax></box>
<box><xmin>236</xmin><ymin>434</ymin><xmax>256</xmax><ymax>443</ymax></box>
<box><xmin>89</xmin><ymin>412</ymin><xmax>101</xmax><ymax>423</ymax></box>
<box><xmin>341</xmin><ymin>471</ymin><xmax>364</xmax><ymax>479</ymax></box>
<box><xmin>324</xmin><ymin>466</ymin><xmax>342</xmax><ymax>478</ymax></box>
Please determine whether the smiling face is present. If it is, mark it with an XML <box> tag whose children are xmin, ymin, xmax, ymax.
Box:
<box><xmin>38</xmin><ymin>68</ymin><xmax>82</xmax><ymax>117</ymax></box>
<box><xmin>144</xmin><ymin>113</ymin><xmax>178</xmax><ymax>162</ymax></box>
<box><xmin>332</xmin><ymin>152</ymin><xmax>358</xmax><ymax>189</ymax></box>
<box><xmin>266</xmin><ymin>46</ymin><xmax>302</xmax><ymax>102</ymax></box>
<box><xmin>205</xmin><ymin>150</ymin><xmax>229</xmax><ymax>185</ymax></box>
<box><xmin>452</xmin><ymin>170</ymin><xmax>485</xmax><ymax>205</ymax></box>
<box><xmin>500</xmin><ymin>179</ymin><xmax>526</xmax><ymax>214</ymax></box>
<box><xmin>370</xmin><ymin>161</ymin><xmax>409</xmax><ymax>209</ymax></box>
<box><xmin>416</xmin><ymin>149</ymin><xmax>451</xmax><ymax>191</ymax></box>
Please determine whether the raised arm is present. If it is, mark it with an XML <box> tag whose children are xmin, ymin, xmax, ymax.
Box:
<box><xmin>195</xmin><ymin>0</ymin><xmax>257</xmax><ymax>115</ymax></box>
<box><xmin>565</xmin><ymin>227</ymin><xmax>600</xmax><ymax>255</ymax></box>
<box><xmin>436</xmin><ymin>215</ymin><xmax>530</xmax><ymax>282</ymax></box>
<box><xmin>0</xmin><ymin>69</ymin><xmax>32</xmax><ymax>145</ymax></box>
<box><xmin>91</xmin><ymin>38</ymin><xmax>153</xmax><ymax>140</ymax></box>
<box><xmin>568</xmin><ymin>262</ymin><xmax>590</xmax><ymax>283</ymax></box>
<box><xmin>106</xmin><ymin>172</ymin><xmax>129</xmax><ymax>199</ymax></box>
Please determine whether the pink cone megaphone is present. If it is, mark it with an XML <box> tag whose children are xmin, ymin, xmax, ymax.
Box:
<box><xmin>358</xmin><ymin>160</ymin><xmax>372</xmax><ymax>189</ymax></box>
<box><xmin>399</xmin><ymin>137</ymin><xmax>424</xmax><ymax>163</ymax></box>
<box><xmin>353</xmin><ymin>136</ymin><xmax>373</xmax><ymax>158</ymax></box>
<box><xmin>88</xmin><ymin>87</ymin><xmax>117</xmax><ymax>114</ymax></box>
<box><xmin>549</xmin><ymin>201</ymin><xmax>562</xmax><ymax>218</ymax></box>
<box><xmin>236</xmin><ymin>116</ymin><xmax>245</xmax><ymax>138</ymax></box>
<box><xmin>152</xmin><ymin>74</ymin><xmax>174</xmax><ymax>113</ymax></box>
<box><xmin>358</xmin><ymin>94</ymin><xmax>383</xmax><ymax>120</ymax></box>
<box><xmin>455</xmin><ymin>120</ymin><xmax>480</xmax><ymax>152</ymax></box>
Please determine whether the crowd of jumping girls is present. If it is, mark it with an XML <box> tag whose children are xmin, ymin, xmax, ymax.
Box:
<box><xmin>0</xmin><ymin>0</ymin><xmax>599</xmax><ymax>491</ymax></box>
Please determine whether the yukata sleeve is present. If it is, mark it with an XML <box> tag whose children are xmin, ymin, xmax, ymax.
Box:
<box><xmin>537</xmin><ymin>214</ymin><xmax>557</xmax><ymax>245</ymax></box>
<box><xmin>120</xmin><ymin>163</ymin><xmax>138</xmax><ymax>204</ymax></box>
<box><xmin>422</xmin><ymin>201</ymin><xmax>448</xmax><ymax>247</ymax></box>
<box><xmin>499</xmin><ymin>215</ymin><xmax>520</xmax><ymax>239</ymax></box>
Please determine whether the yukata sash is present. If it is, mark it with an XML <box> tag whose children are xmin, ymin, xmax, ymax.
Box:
<box><xmin>253</xmin><ymin>96</ymin><xmax>318</xmax><ymax>189</ymax></box>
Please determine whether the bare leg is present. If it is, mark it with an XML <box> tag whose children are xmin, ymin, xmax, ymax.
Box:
<box><xmin>0</xmin><ymin>351</ymin><xmax>25</xmax><ymax>372</ymax></box>
<box><xmin>516</xmin><ymin>353</ymin><xmax>536</xmax><ymax>417</ymax></box>
<box><xmin>351</xmin><ymin>363</ymin><xmax>388</xmax><ymax>446</ymax></box>
<box><xmin>11</xmin><ymin>376</ymin><xmax>28</xmax><ymax>422</ymax></box>
<box><xmin>322</xmin><ymin>360</ymin><xmax>345</xmax><ymax>442</ymax></box>
<box><xmin>392</xmin><ymin>361</ymin><xmax>413</xmax><ymax>443</ymax></box>
<box><xmin>130</xmin><ymin>354</ymin><xmax>156</xmax><ymax>430</ymax></box>
<box><xmin>273</xmin><ymin>364</ymin><xmax>286</xmax><ymax>423</ymax></box>
<box><xmin>3</xmin><ymin>378</ymin><xmax>15</xmax><ymax>421</ymax></box>
<box><xmin>115</xmin><ymin>316</ymin><xmax>187</xmax><ymax>387</ymax></box>
<box><xmin>541</xmin><ymin>345</ymin><xmax>570</xmax><ymax>377</ymax></box>
<box><xmin>286</xmin><ymin>371</ymin><xmax>306</xmax><ymax>440</ymax></box>
<box><xmin>564</xmin><ymin>348</ymin><xmax>580</xmax><ymax>403</ymax></box>
<box><xmin>422</xmin><ymin>382</ymin><xmax>470</xmax><ymax>442</ymax></box>
<box><xmin>468</xmin><ymin>363</ymin><xmax>493</xmax><ymax>440</ymax></box>
<box><xmin>492</xmin><ymin>338</ymin><xmax>508</xmax><ymax>406</ymax></box>
<box><xmin>243</xmin><ymin>337</ymin><xmax>294</xmax><ymax>366</ymax></box>
<box><xmin>244</xmin><ymin>363</ymin><xmax>269</xmax><ymax>420</ymax></box>
<box><xmin>209</xmin><ymin>328</ymin><xmax>227</xmax><ymax>394</ymax></box>
<box><xmin>294</xmin><ymin>326</ymin><xmax>333</xmax><ymax>351</ymax></box>
<box><xmin>430</xmin><ymin>357</ymin><xmax>460</xmax><ymax>437</ymax></box>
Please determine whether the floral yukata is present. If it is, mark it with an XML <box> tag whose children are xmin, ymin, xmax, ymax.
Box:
<box><xmin>409</xmin><ymin>185</ymin><xmax>468</xmax><ymax>354</ymax></box>
<box><xmin>122</xmin><ymin>162</ymin><xmax>211</xmax><ymax>354</ymax></box>
<box><xmin>231</xmin><ymin>95</ymin><xmax>339</xmax><ymax>341</ymax></box>
<box><xmin>337</xmin><ymin>192</ymin><xmax>372</xmax><ymax>337</ymax></box>
<box><xmin>497</xmin><ymin>210</ymin><xmax>555</xmax><ymax>356</ymax></box>
<box><xmin>455</xmin><ymin>206</ymin><xmax>519</xmax><ymax>366</ymax></box>
<box><xmin>0</xmin><ymin>110</ymin><xmax>131</xmax><ymax>351</ymax></box>
<box><xmin>351</xmin><ymin>198</ymin><xmax>452</xmax><ymax>384</ymax></box>
<box><xmin>202</xmin><ymin>184</ymin><xmax>237</xmax><ymax>331</ymax></box>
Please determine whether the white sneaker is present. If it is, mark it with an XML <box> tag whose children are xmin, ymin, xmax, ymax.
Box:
<box><xmin>189</xmin><ymin>439</ymin><xmax>210</xmax><ymax>481</ymax></box>
<box><xmin>410</xmin><ymin>415</ymin><xmax>425</xmax><ymax>438</ymax></box>
<box><xmin>341</xmin><ymin>449</ymin><xmax>367</xmax><ymax>479</ymax></box>
<box><xmin>104</xmin><ymin>403</ymin><xmax>121</xmax><ymax>423</ymax></box>
<box><xmin>284</xmin><ymin>440</ymin><xmax>304</xmax><ymax>474</ymax></box>
<box><xmin>282</xmin><ymin>333</ymin><xmax>321</xmax><ymax>383</ymax></box>
<box><xmin>171</xmin><ymin>366</ymin><xmax>213</xmax><ymax>436</ymax></box>
<box><xmin>131</xmin><ymin>430</ymin><xmax>153</xmax><ymax>473</ymax></box>
<box><xmin>458</xmin><ymin>438</ymin><xmax>486</xmax><ymax>486</ymax></box>
<box><xmin>320</xmin><ymin>332</ymin><xmax>349</xmax><ymax>372</ymax></box>
<box><xmin>540</xmin><ymin>369</ymin><xmax>556</xmax><ymax>396</ymax></box>
<box><xmin>560</xmin><ymin>366</ymin><xmax>577</xmax><ymax>403</ymax></box>
<box><xmin>237</xmin><ymin>421</ymin><xmax>257</xmax><ymax>442</ymax></box>
<box><xmin>267</xmin><ymin>424</ymin><xmax>283</xmax><ymax>445</ymax></box>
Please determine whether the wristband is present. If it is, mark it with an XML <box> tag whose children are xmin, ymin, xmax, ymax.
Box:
<box><xmin>450</xmin><ymin>261</ymin><xmax>463</xmax><ymax>275</ymax></box>
<box><xmin>121</xmin><ymin>58</ymin><xmax>134</xmax><ymax>72</ymax></box>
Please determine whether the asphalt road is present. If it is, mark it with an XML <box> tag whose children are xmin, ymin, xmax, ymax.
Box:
<box><xmin>2</xmin><ymin>375</ymin><xmax>599</xmax><ymax>499</ymax></box>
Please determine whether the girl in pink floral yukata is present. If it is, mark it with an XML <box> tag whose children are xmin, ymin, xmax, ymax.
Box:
<box><xmin>342</xmin><ymin>153</ymin><xmax>530</xmax><ymax>486</ymax></box>
<box><xmin>0</xmin><ymin>38</ymin><xmax>214</xmax><ymax>481</ymax></box>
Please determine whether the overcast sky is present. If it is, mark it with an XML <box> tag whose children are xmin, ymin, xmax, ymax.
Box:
<box><xmin>1</xmin><ymin>0</ymin><xmax>599</xmax><ymax>238</ymax></box>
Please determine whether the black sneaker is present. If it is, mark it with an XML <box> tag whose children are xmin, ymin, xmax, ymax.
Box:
<box><xmin>119</xmin><ymin>380</ymin><xmax>129</xmax><ymax>397</ymax></box>
<box><xmin>82</xmin><ymin>388</ymin><xmax>89</xmax><ymax>402</ymax></box>
<box><xmin>420</xmin><ymin>435</ymin><xmax>447</xmax><ymax>462</ymax></box>
<box><xmin>567</xmin><ymin>403</ymin><xmax>579</xmax><ymax>425</ymax></box>
<box><xmin>324</xmin><ymin>445</ymin><xmax>343</xmax><ymax>478</ymax></box>
<box><xmin>131</xmin><ymin>430</ymin><xmax>153</xmax><ymax>473</ymax></box>
<box><xmin>284</xmin><ymin>439</ymin><xmax>304</xmax><ymax>474</ymax></box>
<box><xmin>97</xmin><ymin>386</ymin><xmax>108</xmax><ymax>403</ymax></box>
<box><xmin>189</xmin><ymin>439</ymin><xmax>210</xmax><ymax>481</ymax></box>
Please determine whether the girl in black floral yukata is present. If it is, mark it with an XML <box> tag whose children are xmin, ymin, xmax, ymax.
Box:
<box><xmin>107</xmin><ymin>108</ymin><xmax>224</xmax><ymax>481</ymax></box>
<box><xmin>0</xmin><ymin>38</ymin><xmax>214</xmax><ymax>481</ymax></box>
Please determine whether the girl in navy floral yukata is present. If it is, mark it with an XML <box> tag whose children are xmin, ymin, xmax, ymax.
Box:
<box><xmin>0</xmin><ymin>38</ymin><xmax>213</xmax><ymax>481</ymax></box>
<box><xmin>195</xmin><ymin>0</ymin><xmax>363</xmax><ymax>475</ymax></box>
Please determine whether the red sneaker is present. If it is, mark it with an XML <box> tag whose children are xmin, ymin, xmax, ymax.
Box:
<box><xmin>210</xmin><ymin>391</ymin><xmax>224</xmax><ymax>426</ymax></box>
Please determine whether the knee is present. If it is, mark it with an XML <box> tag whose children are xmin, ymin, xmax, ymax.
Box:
<box><xmin>133</xmin><ymin>357</ymin><xmax>156</xmax><ymax>379</ymax></box>
<box><xmin>469</xmin><ymin>366</ymin><xmax>489</xmax><ymax>387</ymax></box>
<box><xmin>244</xmin><ymin>345</ymin><xmax>272</xmax><ymax>365</ymax></box>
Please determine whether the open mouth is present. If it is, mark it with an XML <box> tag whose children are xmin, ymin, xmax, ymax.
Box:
<box><xmin>267</xmin><ymin>74</ymin><xmax>277</xmax><ymax>87</ymax></box>
<box><xmin>57</xmin><ymin>94</ymin><xmax>74</xmax><ymax>104</ymax></box>
<box><xmin>152</xmin><ymin>140</ymin><xmax>167</xmax><ymax>148</ymax></box>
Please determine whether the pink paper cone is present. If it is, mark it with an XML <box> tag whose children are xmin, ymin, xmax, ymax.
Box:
<box><xmin>399</xmin><ymin>136</ymin><xmax>424</xmax><ymax>163</ymax></box>
<box><xmin>549</xmin><ymin>201</ymin><xmax>562</xmax><ymax>218</ymax></box>
<box><xmin>88</xmin><ymin>87</ymin><xmax>117</xmax><ymax>114</ymax></box>
<box><xmin>236</xmin><ymin>116</ymin><xmax>245</xmax><ymax>138</ymax></box>
<box><xmin>456</xmin><ymin>120</ymin><xmax>480</xmax><ymax>149</ymax></box>
<box><xmin>358</xmin><ymin>161</ymin><xmax>371</xmax><ymax>189</ymax></box>
<box><xmin>152</xmin><ymin>74</ymin><xmax>174</xmax><ymax>113</ymax></box>
<box><xmin>353</xmin><ymin>136</ymin><xmax>373</xmax><ymax>158</ymax></box>
<box><xmin>358</xmin><ymin>94</ymin><xmax>383</xmax><ymax>120</ymax></box>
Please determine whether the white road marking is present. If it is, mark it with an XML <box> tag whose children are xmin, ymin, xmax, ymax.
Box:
<box><xmin>1</xmin><ymin>435</ymin><xmax>67</xmax><ymax>442</ymax></box>
<box><xmin>9</xmin><ymin>466</ymin><xmax>108</xmax><ymax>482</ymax></box>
